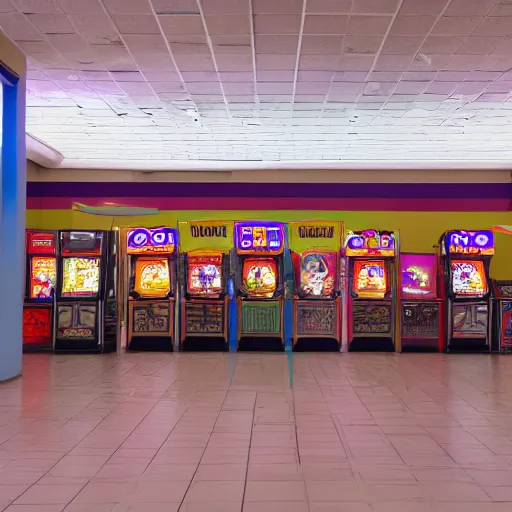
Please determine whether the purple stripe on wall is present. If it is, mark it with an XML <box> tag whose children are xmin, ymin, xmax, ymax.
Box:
<box><xmin>26</xmin><ymin>182</ymin><xmax>512</xmax><ymax>200</ymax></box>
<box><xmin>26</xmin><ymin>196</ymin><xmax>511</xmax><ymax>212</ymax></box>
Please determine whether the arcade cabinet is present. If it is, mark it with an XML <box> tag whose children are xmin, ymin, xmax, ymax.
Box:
<box><xmin>23</xmin><ymin>230</ymin><xmax>58</xmax><ymax>352</ymax></box>
<box><xmin>234</xmin><ymin>221</ymin><xmax>285</xmax><ymax>351</ymax></box>
<box><xmin>126</xmin><ymin>227</ymin><xmax>177</xmax><ymax>351</ymax></box>
<box><xmin>345</xmin><ymin>229</ymin><xmax>399</xmax><ymax>351</ymax></box>
<box><xmin>400</xmin><ymin>252</ymin><xmax>443</xmax><ymax>352</ymax></box>
<box><xmin>289</xmin><ymin>221</ymin><xmax>343</xmax><ymax>351</ymax></box>
<box><xmin>55</xmin><ymin>231</ymin><xmax>117</xmax><ymax>353</ymax></box>
<box><xmin>493</xmin><ymin>281</ymin><xmax>512</xmax><ymax>352</ymax></box>
<box><xmin>179</xmin><ymin>221</ymin><xmax>233</xmax><ymax>351</ymax></box>
<box><xmin>439</xmin><ymin>230</ymin><xmax>494</xmax><ymax>352</ymax></box>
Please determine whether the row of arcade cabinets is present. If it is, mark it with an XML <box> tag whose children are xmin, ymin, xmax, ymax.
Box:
<box><xmin>23</xmin><ymin>230</ymin><xmax>118</xmax><ymax>353</ymax></box>
<box><xmin>124</xmin><ymin>222</ymin><xmax>288</xmax><ymax>352</ymax></box>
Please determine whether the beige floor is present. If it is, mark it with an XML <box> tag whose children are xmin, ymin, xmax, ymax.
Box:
<box><xmin>2</xmin><ymin>353</ymin><xmax>512</xmax><ymax>511</ymax></box>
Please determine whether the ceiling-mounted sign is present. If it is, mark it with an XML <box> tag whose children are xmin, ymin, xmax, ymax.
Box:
<box><xmin>179</xmin><ymin>221</ymin><xmax>234</xmax><ymax>253</ymax></box>
<box><xmin>127</xmin><ymin>227</ymin><xmax>176</xmax><ymax>254</ymax></box>
<box><xmin>344</xmin><ymin>230</ymin><xmax>396</xmax><ymax>257</ymax></box>
<box><xmin>445</xmin><ymin>230</ymin><xmax>494</xmax><ymax>256</ymax></box>
<box><xmin>289</xmin><ymin>221</ymin><xmax>342</xmax><ymax>253</ymax></box>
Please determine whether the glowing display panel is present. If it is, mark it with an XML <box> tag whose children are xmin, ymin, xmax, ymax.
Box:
<box><xmin>30</xmin><ymin>256</ymin><xmax>56</xmax><ymax>300</ymax></box>
<box><xmin>187</xmin><ymin>254</ymin><xmax>223</xmax><ymax>296</ymax></box>
<box><xmin>127</xmin><ymin>227</ymin><xmax>175</xmax><ymax>255</ymax></box>
<box><xmin>353</xmin><ymin>260</ymin><xmax>388</xmax><ymax>299</ymax></box>
<box><xmin>446</xmin><ymin>230</ymin><xmax>494</xmax><ymax>256</ymax></box>
<box><xmin>300</xmin><ymin>251</ymin><xmax>337</xmax><ymax>298</ymax></box>
<box><xmin>134</xmin><ymin>258</ymin><xmax>171</xmax><ymax>298</ymax></box>
<box><xmin>235</xmin><ymin>223</ymin><xmax>284</xmax><ymax>255</ymax></box>
<box><xmin>401</xmin><ymin>254</ymin><xmax>437</xmax><ymax>300</ymax></box>
<box><xmin>451</xmin><ymin>260</ymin><xmax>488</xmax><ymax>297</ymax></box>
<box><xmin>62</xmin><ymin>257</ymin><xmax>100</xmax><ymax>297</ymax></box>
<box><xmin>345</xmin><ymin>230</ymin><xmax>395</xmax><ymax>257</ymax></box>
<box><xmin>242</xmin><ymin>258</ymin><xmax>278</xmax><ymax>298</ymax></box>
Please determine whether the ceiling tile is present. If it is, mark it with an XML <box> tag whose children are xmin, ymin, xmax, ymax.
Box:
<box><xmin>17</xmin><ymin>0</ymin><xmax>62</xmax><ymax>13</ymax></box>
<box><xmin>254</xmin><ymin>14</ymin><xmax>302</xmax><ymax>34</ymax></box>
<box><xmin>363</xmin><ymin>81</ymin><xmax>395</xmax><ymax>95</ymax></box>
<box><xmin>426</xmin><ymin>81</ymin><xmax>459</xmax><ymax>94</ymax></box>
<box><xmin>352</xmin><ymin>0</ymin><xmax>400</xmax><ymax>14</ymax></box>
<box><xmin>216</xmin><ymin>53</ymin><xmax>253</xmax><ymax>71</ymax></box>
<box><xmin>57</xmin><ymin>0</ymin><xmax>103</xmax><ymax>15</ymax></box>
<box><xmin>457</xmin><ymin>36</ymin><xmax>501</xmax><ymax>54</ymax></box>
<box><xmin>303</xmin><ymin>15</ymin><xmax>348</xmax><ymax>34</ymax></box>
<box><xmin>258</xmin><ymin>53</ymin><xmax>297</xmax><ymax>70</ymax></box>
<box><xmin>399</xmin><ymin>0</ymin><xmax>449</xmax><ymax>15</ymax></box>
<box><xmin>299</xmin><ymin>54</ymin><xmax>339</xmax><ymax>70</ymax></box>
<box><xmin>382</xmin><ymin>36</ymin><xmax>423</xmax><ymax>54</ymax></box>
<box><xmin>374</xmin><ymin>54</ymin><xmax>414</xmax><ymax>71</ymax></box>
<box><xmin>337</xmin><ymin>53</ymin><xmax>374</xmax><ymax>70</ymax></box>
<box><xmin>472</xmin><ymin>16</ymin><xmax>512</xmax><ymax>36</ymax></box>
<box><xmin>204</xmin><ymin>14</ymin><xmax>250</xmax><ymax>35</ymax></box>
<box><xmin>348</xmin><ymin>15</ymin><xmax>392</xmax><ymax>35</ymax></box>
<box><xmin>255</xmin><ymin>35</ymin><xmax>299</xmax><ymax>54</ymax></box>
<box><xmin>0</xmin><ymin>12</ymin><xmax>43</xmax><ymax>41</ymax></box>
<box><xmin>390</xmin><ymin>15</ymin><xmax>436</xmax><ymax>36</ymax></box>
<box><xmin>307</xmin><ymin>0</ymin><xmax>352</xmax><ymax>13</ymax></box>
<box><xmin>69</xmin><ymin>14</ymin><xmax>120</xmax><ymax>44</ymax></box>
<box><xmin>295</xmin><ymin>81</ymin><xmax>330</xmax><ymax>94</ymax></box>
<box><xmin>174</xmin><ymin>53</ymin><xmax>216</xmax><ymax>71</ymax></box>
<box><xmin>252</xmin><ymin>0</ymin><xmax>303</xmax><ymax>14</ymax></box>
<box><xmin>112</xmin><ymin>14</ymin><xmax>160</xmax><ymax>34</ymax></box>
<box><xmin>257</xmin><ymin>81</ymin><xmax>294</xmax><ymax>94</ymax></box>
<box><xmin>257</xmin><ymin>70</ymin><xmax>295</xmax><ymax>81</ymax></box>
<box><xmin>443</xmin><ymin>53</ymin><xmax>483</xmax><ymax>71</ymax></box>
<box><xmin>222</xmin><ymin>82</ymin><xmax>254</xmax><ymax>95</ymax></box>
<box><xmin>445</xmin><ymin>0</ymin><xmax>499</xmax><ymax>16</ymax></box>
<box><xmin>394</xmin><ymin>81</ymin><xmax>430</xmax><ymax>94</ymax></box>
<box><xmin>432</xmin><ymin>16</ymin><xmax>484</xmax><ymax>35</ymax></box>
<box><xmin>26</xmin><ymin>13</ymin><xmax>74</xmax><ymax>33</ymax></box>
<box><xmin>301</xmin><ymin>35</ymin><xmax>343</xmax><ymax>54</ymax></box>
<box><xmin>159</xmin><ymin>14</ymin><xmax>204</xmax><ymax>34</ymax></box>
<box><xmin>344</xmin><ymin>35</ymin><xmax>382</xmax><ymax>55</ymax></box>
<box><xmin>103</xmin><ymin>0</ymin><xmax>152</xmax><ymax>14</ymax></box>
<box><xmin>421</xmin><ymin>36</ymin><xmax>465</xmax><ymax>54</ymax></box>
<box><xmin>199</xmin><ymin>0</ymin><xmax>249</xmax><ymax>15</ymax></box>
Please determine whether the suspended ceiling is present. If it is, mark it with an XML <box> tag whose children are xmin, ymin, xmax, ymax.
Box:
<box><xmin>4</xmin><ymin>0</ymin><xmax>512</xmax><ymax>169</ymax></box>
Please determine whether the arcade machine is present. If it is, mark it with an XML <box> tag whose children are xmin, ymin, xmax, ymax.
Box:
<box><xmin>493</xmin><ymin>281</ymin><xmax>512</xmax><ymax>352</ymax></box>
<box><xmin>23</xmin><ymin>230</ymin><xmax>58</xmax><ymax>352</ymax></box>
<box><xmin>234</xmin><ymin>221</ymin><xmax>285</xmax><ymax>351</ymax></box>
<box><xmin>400</xmin><ymin>252</ymin><xmax>443</xmax><ymax>352</ymax></box>
<box><xmin>439</xmin><ymin>230</ymin><xmax>494</xmax><ymax>352</ymax></box>
<box><xmin>126</xmin><ymin>227</ymin><xmax>177</xmax><ymax>351</ymax></box>
<box><xmin>289</xmin><ymin>221</ymin><xmax>343</xmax><ymax>351</ymax></box>
<box><xmin>55</xmin><ymin>231</ymin><xmax>117</xmax><ymax>353</ymax></box>
<box><xmin>179</xmin><ymin>221</ymin><xmax>233</xmax><ymax>351</ymax></box>
<box><xmin>344</xmin><ymin>229</ymin><xmax>399</xmax><ymax>351</ymax></box>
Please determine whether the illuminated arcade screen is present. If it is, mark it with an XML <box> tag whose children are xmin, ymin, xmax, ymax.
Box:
<box><xmin>353</xmin><ymin>260</ymin><xmax>387</xmax><ymax>299</ymax></box>
<box><xmin>242</xmin><ymin>258</ymin><xmax>278</xmax><ymax>298</ymax></box>
<box><xmin>62</xmin><ymin>257</ymin><xmax>100</xmax><ymax>297</ymax></box>
<box><xmin>235</xmin><ymin>223</ymin><xmax>284</xmax><ymax>254</ymax></box>
<box><xmin>30</xmin><ymin>256</ymin><xmax>56</xmax><ymax>300</ymax></box>
<box><xmin>451</xmin><ymin>260</ymin><xmax>488</xmax><ymax>297</ymax></box>
<box><xmin>300</xmin><ymin>252</ymin><xmax>336</xmax><ymax>298</ymax></box>
<box><xmin>134</xmin><ymin>258</ymin><xmax>171</xmax><ymax>298</ymax></box>
<box><xmin>188</xmin><ymin>254</ymin><xmax>223</xmax><ymax>296</ymax></box>
<box><xmin>401</xmin><ymin>254</ymin><xmax>437</xmax><ymax>299</ymax></box>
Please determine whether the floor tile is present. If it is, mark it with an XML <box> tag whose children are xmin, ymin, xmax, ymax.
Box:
<box><xmin>10</xmin><ymin>353</ymin><xmax>512</xmax><ymax>512</ymax></box>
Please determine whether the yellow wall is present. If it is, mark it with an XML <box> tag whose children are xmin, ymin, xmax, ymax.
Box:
<box><xmin>26</xmin><ymin>209</ymin><xmax>512</xmax><ymax>279</ymax></box>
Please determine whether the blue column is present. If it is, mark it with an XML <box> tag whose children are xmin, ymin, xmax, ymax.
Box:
<box><xmin>0</xmin><ymin>66</ymin><xmax>26</xmax><ymax>381</ymax></box>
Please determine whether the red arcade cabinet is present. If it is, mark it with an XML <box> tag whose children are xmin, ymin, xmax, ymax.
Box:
<box><xmin>23</xmin><ymin>231</ymin><xmax>58</xmax><ymax>352</ymax></box>
<box><xmin>400</xmin><ymin>252</ymin><xmax>443</xmax><ymax>352</ymax></box>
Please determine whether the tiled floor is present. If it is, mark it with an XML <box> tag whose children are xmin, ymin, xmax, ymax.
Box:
<box><xmin>2</xmin><ymin>353</ymin><xmax>512</xmax><ymax>511</ymax></box>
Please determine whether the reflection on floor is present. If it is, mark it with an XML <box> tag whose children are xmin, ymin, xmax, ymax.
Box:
<box><xmin>1</xmin><ymin>352</ymin><xmax>512</xmax><ymax>511</ymax></box>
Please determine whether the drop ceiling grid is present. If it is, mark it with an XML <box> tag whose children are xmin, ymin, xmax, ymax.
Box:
<box><xmin>3</xmin><ymin>0</ymin><xmax>512</xmax><ymax>163</ymax></box>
